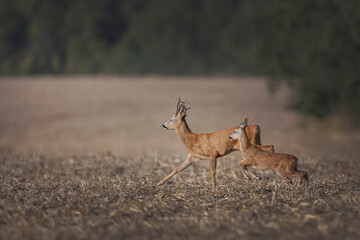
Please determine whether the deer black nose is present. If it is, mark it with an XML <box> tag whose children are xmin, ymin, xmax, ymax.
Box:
<box><xmin>229</xmin><ymin>136</ymin><xmax>232</xmax><ymax>140</ymax></box>
<box><xmin>162</xmin><ymin>124</ymin><xmax>167</xmax><ymax>129</ymax></box>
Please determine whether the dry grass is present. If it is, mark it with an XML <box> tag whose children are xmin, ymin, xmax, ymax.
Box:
<box><xmin>0</xmin><ymin>76</ymin><xmax>359</xmax><ymax>239</ymax></box>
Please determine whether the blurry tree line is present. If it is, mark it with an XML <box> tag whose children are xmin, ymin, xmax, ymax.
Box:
<box><xmin>0</xmin><ymin>0</ymin><xmax>359</xmax><ymax>118</ymax></box>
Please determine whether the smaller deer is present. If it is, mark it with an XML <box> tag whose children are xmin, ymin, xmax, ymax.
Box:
<box><xmin>229</xmin><ymin>118</ymin><xmax>309</xmax><ymax>191</ymax></box>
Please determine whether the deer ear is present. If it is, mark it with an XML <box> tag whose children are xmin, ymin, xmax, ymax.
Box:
<box><xmin>239</xmin><ymin>117</ymin><xmax>248</xmax><ymax>128</ymax></box>
<box><xmin>186</xmin><ymin>105</ymin><xmax>191</xmax><ymax>110</ymax></box>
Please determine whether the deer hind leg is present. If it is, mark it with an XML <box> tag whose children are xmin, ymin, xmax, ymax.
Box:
<box><xmin>158</xmin><ymin>154</ymin><xmax>199</xmax><ymax>185</ymax></box>
<box><xmin>303</xmin><ymin>171</ymin><xmax>309</xmax><ymax>192</ymax></box>
<box><xmin>210</xmin><ymin>157</ymin><xmax>217</xmax><ymax>190</ymax></box>
<box><xmin>288</xmin><ymin>170</ymin><xmax>309</xmax><ymax>191</ymax></box>
<box><xmin>283</xmin><ymin>176</ymin><xmax>292</xmax><ymax>183</ymax></box>
<box><xmin>275</xmin><ymin>168</ymin><xmax>292</xmax><ymax>184</ymax></box>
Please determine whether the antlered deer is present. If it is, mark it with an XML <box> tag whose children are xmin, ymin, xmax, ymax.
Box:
<box><xmin>229</xmin><ymin>118</ymin><xmax>309</xmax><ymax>191</ymax></box>
<box><xmin>159</xmin><ymin>98</ymin><xmax>274</xmax><ymax>189</ymax></box>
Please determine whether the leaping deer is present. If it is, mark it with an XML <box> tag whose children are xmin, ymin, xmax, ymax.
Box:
<box><xmin>229</xmin><ymin>118</ymin><xmax>309</xmax><ymax>191</ymax></box>
<box><xmin>159</xmin><ymin>98</ymin><xmax>274</xmax><ymax>189</ymax></box>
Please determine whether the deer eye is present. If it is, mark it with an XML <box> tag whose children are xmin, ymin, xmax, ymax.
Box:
<box><xmin>170</xmin><ymin>119</ymin><xmax>173</xmax><ymax>122</ymax></box>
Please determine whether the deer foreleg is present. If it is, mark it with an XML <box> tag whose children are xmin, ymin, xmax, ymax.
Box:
<box><xmin>190</xmin><ymin>154</ymin><xmax>218</xmax><ymax>189</ymax></box>
<box><xmin>244</xmin><ymin>166</ymin><xmax>261</xmax><ymax>180</ymax></box>
<box><xmin>239</xmin><ymin>159</ymin><xmax>260</xmax><ymax>180</ymax></box>
<box><xmin>239</xmin><ymin>163</ymin><xmax>251</xmax><ymax>180</ymax></box>
<box><xmin>158</xmin><ymin>154</ymin><xmax>199</xmax><ymax>186</ymax></box>
<box><xmin>210</xmin><ymin>157</ymin><xmax>217</xmax><ymax>190</ymax></box>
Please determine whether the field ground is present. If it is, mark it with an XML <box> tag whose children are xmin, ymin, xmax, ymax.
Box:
<box><xmin>0</xmin><ymin>76</ymin><xmax>359</xmax><ymax>239</ymax></box>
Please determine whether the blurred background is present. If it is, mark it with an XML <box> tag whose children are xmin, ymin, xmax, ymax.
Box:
<box><xmin>0</xmin><ymin>0</ymin><xmax>359</xmax><ymax>155</ymax></box>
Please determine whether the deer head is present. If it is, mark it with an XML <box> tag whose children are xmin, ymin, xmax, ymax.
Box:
<box><xmin>229</xmin><ymin>117</ymin><xmax>248</xmax><ymax>140</ymax></box>
<box><xmin>162</xmin><ymin>97</ymin><xmax>191</xmax><ymax>130</ymax></box>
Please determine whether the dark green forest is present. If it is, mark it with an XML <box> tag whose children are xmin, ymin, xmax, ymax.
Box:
<box><xmin>1</xmin><ymin>0</ymin><xmax>359</xmax><ymax>118</ymax></box>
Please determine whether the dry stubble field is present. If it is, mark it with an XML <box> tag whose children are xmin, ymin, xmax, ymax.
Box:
<box><xmin>0</xmin><ymin>76</ymin><xmax>359</xmax><ymax>240</ymax></box>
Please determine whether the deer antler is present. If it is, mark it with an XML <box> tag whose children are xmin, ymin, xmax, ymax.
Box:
<box><xmin>174</xmin><ymin>97</ymin><xmax>190</xmax><ymax>116</ymax></box>
<box><xmin>175</xmin><ymin>97</ymin><xmax>181</xmax><ymax>114</ymax></box>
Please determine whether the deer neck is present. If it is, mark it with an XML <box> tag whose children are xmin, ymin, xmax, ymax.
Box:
<box><xmin>175</xmin><ymin>118</ymin><xmax>197</xmax><ymax>150</ymax></box>
<box><xmin>239</xmin><ymin>128</ymin><xmax>251</xmax><ymax>151</ymax></box>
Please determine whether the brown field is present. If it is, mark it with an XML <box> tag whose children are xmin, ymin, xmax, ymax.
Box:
<box><xmin>0</xmin><ymin>76</ymin><xmax>359</xmax><ymax>239</ymax></box>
